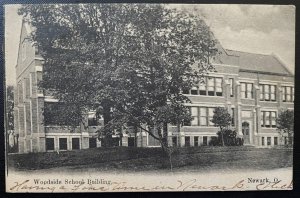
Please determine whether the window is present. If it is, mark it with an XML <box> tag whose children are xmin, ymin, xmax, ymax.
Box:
<box><xmin>247</xmin><ymin>83</ymin><xmax>253</xmax><ymax>99</ymax></box>
<box><xmin>88</xmin><ymin>112</ymin><xmax>98</xmax><ymax>126</ymax></box>
<box><xmin>208</xmin><ymin>108</ymin><xmax>215</xmax><ymax>126</ymax></box>
<box><xmin>229</xmin><ymin>78</ymin><xmax>234</xmax><ymax>97</ymax></box>
<box><xmin>46</xmin><ymin>138</ymin><xmax>54</xmax><ymax>151</ymax></box>
<box><xmin>184</xmin><ymin>77</ymin><xmax>223</xmax><ymax>97</ymax></box>
<box><xmin>185</xmin><ymin>136</ymin><xmax>190</xmax><ymax>147</ymax></box>
<box><xmin>191</xmin><ymin>107</ymin><xmax>198</xmax><ymax>126</ymax></box>
<box><xmin>18</xmin><ymin>82</ymin><xmax>23</xmax><ymax>103</ymax></box>
<box><xmin>271</xmin><ymin>112</ymin><xmax>276</xmax><ymax>128</ymax></box>
<box><xmin>30</xmin><ymin>73</ymin><xmax>36</xmax><ymax>96</ymax></box>
<box><xmin>59</xmin><ymin>138</ymin><xmax>68</xmax><ymax>150</ymax></box>
<box><xmin>215</xmin><ymin>78</ymin><xmax>223</xmax><ymax>96</ymax></box>
<box><xmin>271</xmin><ymin>85</ymin><xmax>276</xmax><ymax>101</ymax></box>
<box><xmin>182</xmin><ymin>89</ymin><xmax>190</xmax><ymax>94</ymax></box>
<box><xmin>261</xmin><ymin>111</ymin><xmax>277</xmax><ymax>128</ymax></box>
<box><xmin>241</xmin><ymin>83</ymin><xmax>246</xmax><ymax>99</ymax></box>
<box><xmin>199</xmin><ymin>78</ymin><xmax>206</xmax><ymax>95</ymax></box>
<box><xmin>241</xmin><ymin>82</ymin><xmax>253</xmax><ymax>99</ymax></box>
<box><xmin>231</xmin><ymin>108</ymin><xmax>235</xmax><ymax>126</ymax></box>
<box><xmin>72</xmin><ymin>138</ymin><xmax>80</xmax><ymax>150</ymax></box>
<box><xmin>264</xmin><ymin>85</ymin><xmax>270</xmax><ymax>101</ymax></box>
<box><xmin>265</xmin><ymin>112</ymin><xmax>270</xmax><ymax>127</ymax></box>
<box><xmin>259</xmin><ymin>85</ymin><xmax>264</xmax><ymax>100</ymax></box>
<box><xmin>274</xmin><ymin>137</ymin><xmax>278</xmax><ymax>146</ymax></box>
<box><xmin>207</xmin><ymin>77</ymin><xmax>215</xmax><ymax>96</ymax></box>
<box><xmin>194</xmin><ymin>136</ymin><xmax>199</xmax><ymax>146</ymax></box>
<box><xmin>292</xmin><ymin>87</ymin><xmax>295</xmax><ymax>102</ymax></box>
<box><xmin>262</xmin><ymin>137</ymin><xmax>265</xmax><ymax>146</ymax></box>
<box><xmin>267</xmin><ymin>137</ymin><xmax>271</xmax><ymax>146</ymax></box>
<box><xmin>260</xmin><ymin>84</ymin><xmax>276</xmax><ymax>101</ymax></box>
<box><xmin>185</xmin><ymin>107</ymin><xmax>215</xmax><ymax>126</ymax></box>
<box><xmin>282</xmin><ymin>86</ymin><xmax>294</xmax><ymax>102</ymax></box>
<box><xmin>128</xmin><ymin>137</ymin><xmax>135</xmax><ymax>147</ymax></box>
<box><xmin>36</xmin><ymin>71</ymin><xmax>43</xmax><ymax>94</ymax></box>
<box><xmin>284</xmin><ymin>137</ymin><xmax>288</xmax><ymax>145</ymax></box>
<box><xmin>89</xmin><ymin>138</ymin><xmax>97</xmax><ymax>148</ymax></box>
<box><xmin>172</xmin><ymin>137</ymin><xmax>177</xmax><ymax>147</ymax></box>
<box><xmin>199</xmin><ymin>107</ymin><xmax>207</xmax><ymax>126</ymax></box>
<box><xmin>203</xmin><ymin>136</ymin><xmax>208</xmax><ymax>146</ymax></box>
<box><xmin>183</xmin><ymin>107</ymin><xmax>191</xmax><ymax>126</ymax></box>
<box><xmin>25</xmin><ymin>78</ymin><xmax>30</xmax><ymax>99</ymax></box>
<box><xmin>191</xmin><ymin>87</ymin><xmax>198</xmax><ymax>95</ymax></box>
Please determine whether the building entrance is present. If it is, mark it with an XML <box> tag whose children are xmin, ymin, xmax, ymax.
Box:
<box><xmin>242</xmin><ymin>122</ymin><xmax>250</xmax><ymax>144</ymax></box>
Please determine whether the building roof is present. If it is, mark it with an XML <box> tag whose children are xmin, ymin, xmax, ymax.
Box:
<box><xmin>213</xmin><ymin>45</ymin><xmax>293</xmax><ymax>76</ymax></box>
<box><xmin>20</xmin><ymin>21</ymin><xmax>293</xmax><ymax>77</ymax></box>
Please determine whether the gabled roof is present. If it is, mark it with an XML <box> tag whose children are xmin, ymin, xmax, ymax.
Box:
<box><xmin>227</xmin><ymin>49</ymin><xmax>292</xmax><ymax>75</ymax></box>
<box><xmin>213</xmin><ymin>44</ymin><xmax>293</xmax><ymax>76</ymax></box>
<box><xmin>20</xmin><ymin>21</ymin><xmax>293</xmax><ymax>77</ymax></box>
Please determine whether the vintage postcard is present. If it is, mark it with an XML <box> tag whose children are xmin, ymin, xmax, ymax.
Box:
<box><xmin>4</xmin><ymin>3</ymin><xmax>294</xmax><ymax>192</ymax></box>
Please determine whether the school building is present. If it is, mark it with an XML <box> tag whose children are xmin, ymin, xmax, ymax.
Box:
<box><xmin>14</xmin><ymin>21</ymin><xmax>294</xmax><ymax>153</ymax></box>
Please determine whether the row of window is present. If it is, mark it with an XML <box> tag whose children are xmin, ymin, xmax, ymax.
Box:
<box><xmin>240</xmin><ymin>82</ymin><xmax>253</xmax><ymax>99</ymax></box>
<box><xmin>182</xmin><ymin>77</ymin><xmax>294</xmax><ymax>103</ymax></box>
<box><xmin>282</xmin><ymin>86</ymin><xmax>294</xmax><ymax>102</ymax></box>
<box><xmin>188</xmin><ymin>107</ymin><xmax>215</xmax><ymax>126</ymax></box>
<box><xmin>261</xmin><ymin>136</ymin><xmax>278</xmax><ymax>146</ymax></box>
<box><xmin>184</xmin><ymin>107</ymin><xmax>276</xmax><ymax>128</ymax></box>
<box><xmin>184</xmin><ymin>107</ymin><xmax>235</xmax><ymax>127</ymax></box>
<box><xmin>172</xmin><ymin>136</ymin><xmax>211</xmax><ymax>147</ymax></box>
<box><xmin>183</xmin><ymin>77</ymin><xmax>223</xmax><ymax>96</ymax></box>
<box><xmin>261</xmin><ymin>111</ymin><xmax>277</xmax><ymax>128</ymax></box>
<box><xmin>45</xmin><ymin>137</ymin><xmax>97</xmax><ymax>151</ymax></box>
<box><xmin>259</xmin><ymin>84</ymin><xmax>276</xmax><ymax>101</ymax></box>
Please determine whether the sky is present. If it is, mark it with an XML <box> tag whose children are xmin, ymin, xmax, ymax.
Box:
<box><xmin>4</xmin><ymin>4</ymin><xmax>295</xmax><ymax>86</ymax></box>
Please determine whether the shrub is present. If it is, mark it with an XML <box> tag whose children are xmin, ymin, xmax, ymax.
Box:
<box><xmin>210</xmin><ymin>129</ymin><xmax>243</xmax><ymax>146</ymax></box>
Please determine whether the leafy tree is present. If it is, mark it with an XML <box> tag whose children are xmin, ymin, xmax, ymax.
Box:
<box><xmin>101</xmin><ymin>5</ymin><xmax>218</xmax><ymax>152</ymax></box>
<box><xmin>276</xmin><ymin>109</ymin><xmax>294</xmax><ymax>145</ymax></box>
<box><xmin>6</xmin><ymin>86</ymin><xmax>17</xmax><ymax>152</ymax></box>
<box><xmin>18</xmin><ymin>4</ymin><xmax>218</xmax><ymax>156</ymax></box>
<box><xmin>211</xmin><ymin>107</ymin><xmax>232</xmax><ymax>146</ymax></box>
<box><xmin>6</xmin><ymin>86</ymin><xmax>14</xmax><ymax>131</ymax></box>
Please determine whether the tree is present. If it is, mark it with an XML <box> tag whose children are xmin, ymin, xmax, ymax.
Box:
<box><xmin>276</xmin><ymin>109</ymin><xmax>294</xmax><ymax>145</ymax></box>
<box><xmin>211</xmin><ymin>107</ymin><xmax>232</xmax><ymax>146</ymax></box>
<box><xmin>5</xmin><ymin>86</ymin><xmax>17</xmax><ymax>152</ymax></box>
<box><xmin>6</xmin><ymin>86</ymin><xmax>14</xmax><ymax>131</ymax></box>
<box><xmin>18</xmin><ymin>4</ymin><xmax>218</xmax><ymax>156</ymax></box>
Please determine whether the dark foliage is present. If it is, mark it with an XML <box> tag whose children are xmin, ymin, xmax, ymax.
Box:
<box><xmin>209</xmin><ymin>129</ymin><xmax>243</xmax><ymax>146</ymax></box>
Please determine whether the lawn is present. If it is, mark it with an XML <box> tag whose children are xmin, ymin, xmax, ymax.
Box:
<box><xmin>7</xmin><ymin>146</ymin><xmax>292</xmax><ymax>172</ymax></box>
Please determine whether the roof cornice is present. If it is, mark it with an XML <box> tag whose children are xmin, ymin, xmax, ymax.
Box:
<box><xmin>239</xmin><ymin>69</ymin><xmax>294</xmax><ymax>77</ymax></box>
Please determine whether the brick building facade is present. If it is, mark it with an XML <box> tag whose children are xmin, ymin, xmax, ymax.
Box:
<box><xmin>14</xmin><ymin>21</ymin><xmax>294</xmax><ymax>153</ymax></box>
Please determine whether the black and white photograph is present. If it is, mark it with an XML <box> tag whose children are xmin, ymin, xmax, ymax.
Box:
<box><xmin>4</xmin><ymin>3</ymin><xmax>294</xmax><ymax>192</ymax></box>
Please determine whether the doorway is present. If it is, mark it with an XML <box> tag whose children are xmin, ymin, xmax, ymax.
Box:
<box><xmin>242</xmin><ymin>122</ymin><xmax>250</xmax><ymax>144</ymax></box>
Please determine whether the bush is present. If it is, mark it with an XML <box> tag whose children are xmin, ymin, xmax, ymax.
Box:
<box><xmin>210</xmin><ymin>129</ymin><xmax>243</xmax><ymax>146</ymax></box>
<box><xmin>209</xmin><ymin>136</ymin><xmax>220</xmax><ymax>146</ymax></box>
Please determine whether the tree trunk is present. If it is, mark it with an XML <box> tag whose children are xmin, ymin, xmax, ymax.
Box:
<box><xmin>102</xmin><ymin>101</ymin><xmax>113</xmax><ymax>147</ymax></box>
<box><xmin>134</xmin><ymin>125</ymin><xmax>138</xmax><ymax>147</ymax></box>
<box><xmin>177</xmin><ymin>122</ymin><xmax>180</xmax><ymax>147</ymax></box>
<box><xmin>158</xmin><ymin>123</ymin><xmax>173</xmax><ymax>171</ymax></box>
<box><xmin>119</xmin><ymin>131</ymin><xmax>123</xmax><ymax>146</ymax></box>
<box><xmin>162</xmin><ymin>122</ymin><xmax>169</xmax><ymax>148</ymax></box>
<box><xmin>221</xmin><ymin>129</ymin><xmax>225</xmax><ymax>146</ymax></box>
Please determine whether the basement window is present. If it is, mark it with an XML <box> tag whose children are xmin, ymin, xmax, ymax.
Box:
<box><xmin>59</xmin><ymin>138</ymin><xmax>67</xmax><ymax>150</ymax></box>
<box><xmin>46</xmin><ymin>138</ymin><xmax>54</xmax><ymax>151</ymax></box>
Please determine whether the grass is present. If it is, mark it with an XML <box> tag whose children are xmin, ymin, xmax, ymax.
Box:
<box><xmin>7</xmin><ymin>146</ymin><xmax>293</xmax><ymax>172</ymax></box>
